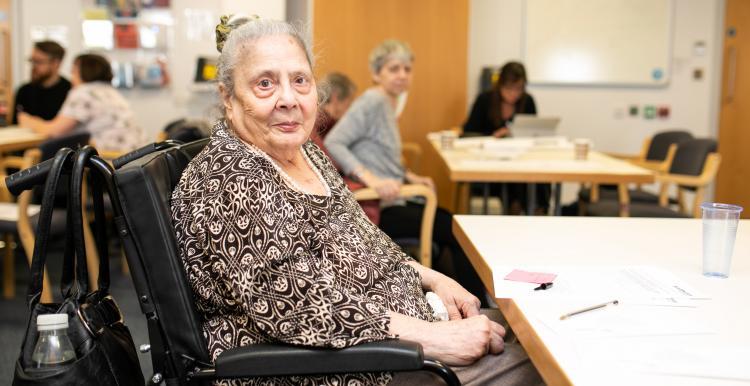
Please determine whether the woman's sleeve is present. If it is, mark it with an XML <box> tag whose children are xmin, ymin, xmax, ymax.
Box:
<box><xmin>324</xmin><ymin>102</ymin><xmax>369</xmax><ymax>176</ymax></box>
<box><xmin>463</xmin><ymin>92</ymin><xmax>489</xmax><ymax>135</ymax></box>
<box><xmin>523</xmin><ymin>93</ymin><xmax>537</xmax><ymax>115</ymax></box>
<box><xmin>58</xmin><ymin>88</ymin><xmax>90</xmax><ymax>123</ymax></box>
<box><xmin>179</xmin><ymin>175</ymin><xmax>392</xmax><ymax>349</ymax></box>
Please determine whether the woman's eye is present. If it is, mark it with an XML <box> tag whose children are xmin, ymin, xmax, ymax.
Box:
<box><xmin>258</xmin><ymin>79</ymin><xmax>272</xmax><ymax>88</ymax></box>
<box><xmin>295</xmin><ymin>76</ymin><xmax>308</xmax><ymax>85</ymax></box>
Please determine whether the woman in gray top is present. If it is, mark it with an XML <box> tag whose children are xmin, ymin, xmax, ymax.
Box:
<box><xmin>324</xmin><ymin>40</ymin><xmax>487</xmax><ymax>306</ymax></box>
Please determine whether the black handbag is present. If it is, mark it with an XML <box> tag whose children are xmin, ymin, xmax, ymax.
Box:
<box><xmin>13</xmin><ymin>147</ymin><xmax>144</xmax><ymax>386</ymax></box>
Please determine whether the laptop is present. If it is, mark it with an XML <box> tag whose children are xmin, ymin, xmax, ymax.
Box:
<box><xmin>510</xmin><ymin>114</ymin><xmax>561</xmax><ymax>137</ymax></box>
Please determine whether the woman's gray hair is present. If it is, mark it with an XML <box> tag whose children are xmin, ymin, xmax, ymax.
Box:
<box><xmin>216</xmin><ymin>15</ymin><xmax>314</xmax><ymax>97</ymax></box>
<box><xmin>368</xmin><ymin>39</ymin><xmax>414</xmax><ymax>74</ymax></box>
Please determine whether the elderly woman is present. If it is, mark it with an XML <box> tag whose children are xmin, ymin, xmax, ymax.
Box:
<box><xmin>324</xmin><ymin>40</ymin><xmax>487</xmax><ymax>308</ymax></box>
<box><xmin>18</xmin><ymin>53</ymin><xmax>146</xmax><ymax>153</ymax></box>
<box><xmin>171</xmin><ymin>16</ymin><xmax>542</xmax><ymax>386</ymax></box>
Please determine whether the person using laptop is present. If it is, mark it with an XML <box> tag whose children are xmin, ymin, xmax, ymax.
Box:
<box><xmin>462</xmin><ymin>62</ymin><xmax>550</xmax><ymax>214</ymax></box>
<box><xmin>463</xmin><ymin>61</ymin><xmax>535</xmax><ymax>138</ymax></box>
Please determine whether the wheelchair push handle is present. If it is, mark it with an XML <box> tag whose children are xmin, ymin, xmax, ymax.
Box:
<box><xmin>112</xmin><ymin>140</ymin><xmax>183</xmax><ymax>170</ymax></box>
<box><xmin>5</xmin><ymin>157</ymin><xmax>57</xmax><ymax>196</ymax></box>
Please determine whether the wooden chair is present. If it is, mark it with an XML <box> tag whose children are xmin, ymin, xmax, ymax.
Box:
<box><xmin>401</xmin><ymin>142</ymin><xmax>422</xmax><ymax>173</ymax></box>
<box><xmin>353</xmin><ymin>184</ymin><xmax>437</xmax><ymax>268</ymax></box>
<box><xmin>0</xmin><ymin>148</ymin><xmax>54</xmax><ymax>301</ymax></box>
<box><xmin>581</xmin><ymin>130</ymin><xmax>693</xmax><ymax>210</ymax></box>
<box><xmin>587</xmin><ymin>139</ymin><xmax>720</xmax><ymax>218</ymax></box>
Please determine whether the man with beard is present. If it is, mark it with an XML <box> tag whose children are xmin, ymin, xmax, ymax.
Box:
<box><xmin>11</xmin><ymin>41</ymin><xmax>71</xmax><ymax>125</ymax></box>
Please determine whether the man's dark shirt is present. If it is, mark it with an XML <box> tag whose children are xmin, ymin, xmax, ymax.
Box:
<box><xmin>11</xmin><ymin>77</ymin><xmax>72</xmax><ymax>124</ymax></box>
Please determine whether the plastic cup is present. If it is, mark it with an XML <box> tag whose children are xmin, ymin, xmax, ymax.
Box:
<box><xmin>573</xmin><ymin>138</ymin><xmax>591</xmax><ymax>160</ymax></box>
<box><xmin>701</xmin><ymin>202</ymin><xmax>743</xmax><ymax>278</ymax></box>
<box><xmin>440</xmin><ymin>130</ymin><xmax>458</xmax><ymax>150</ymax></box>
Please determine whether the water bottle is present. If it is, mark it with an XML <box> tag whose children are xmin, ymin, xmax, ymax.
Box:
<box><xmin>30</xmin><ymin>313</ymin><xmax>76</xmax><ymax>368</ymax></box>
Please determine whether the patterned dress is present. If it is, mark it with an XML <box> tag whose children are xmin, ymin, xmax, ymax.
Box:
<box><xmin>171</xmin><ymin>121</ymin><xmax>436</xmax><ymax>385</ymax></box>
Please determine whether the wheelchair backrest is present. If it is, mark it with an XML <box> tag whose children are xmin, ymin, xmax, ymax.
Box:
<box><xmin>114</xmin><ymin>139</ymin><xmax>211</xmax><ymax>372</ymax></box>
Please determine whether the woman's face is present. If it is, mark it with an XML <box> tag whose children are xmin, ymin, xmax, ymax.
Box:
<box><xmin>499</xmin><ymin>79</ymin><xmax>525</xmax><ymax>104</ymax></box>
<box><xmin>373</xmin><ymin>57</ymin><xmax>412</xmax><ymax>98</ymax></box>
<box><xmin>222</xmin><ymin>34</ymin><xmax>318</xmax><ymax>155</ymax></box>
<box><xmin>71</xmin><ymin>62</ymin><xmax>82</xmax><ymax>87</ymax></box>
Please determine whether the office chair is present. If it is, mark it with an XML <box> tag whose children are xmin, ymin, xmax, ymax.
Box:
<box><xmin>586</xmin><ymin>138</ymin><xmax>720</xmax><ymax>218</ymax></box>
<box><xmin>111</xmin><ymin>139</ymin><xmax>459</xmax><ymax>385</ymax></box>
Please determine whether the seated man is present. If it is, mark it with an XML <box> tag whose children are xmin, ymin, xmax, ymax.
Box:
<box><xmin>12</xmin><ymin>41</ymin><xmax>71</xmax><ymax>125</ymax></box>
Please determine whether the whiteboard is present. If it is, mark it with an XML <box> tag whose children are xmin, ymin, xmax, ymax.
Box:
<box><xmin>524</xmin><ymin>0</ymin><xmax>673</xmax><ymax>86</ymax></box>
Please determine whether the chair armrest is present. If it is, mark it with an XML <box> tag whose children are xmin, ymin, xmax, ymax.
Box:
<box><xmin>214</xmin><ymin>339</ymin><xmax>424</xmax><ymax>378</ymax></box>
<box><xmin>604</xmin><ymin>152</ymin><xmax>640</xmax><ymax>161</ymax></box>
<box><xmin>655</xmin><ymin>152</ymin><xmax>721</xmax><ymax>188</ymax></box>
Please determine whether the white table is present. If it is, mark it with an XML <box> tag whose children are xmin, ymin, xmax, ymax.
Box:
<box><xmin>453</xmin><ymin>215</ymin><xmax>750</xmax><ymax>386</ymax></box>
<box><xmin>430</xmin><ymin>136</ymin><xmax>653</xmax><ymax>215</ymax></box>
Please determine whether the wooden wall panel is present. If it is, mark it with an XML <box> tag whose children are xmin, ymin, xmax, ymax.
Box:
<box><xmin>716</xmin><ymin>0</ymin><xmax>750</xmax><ymax>218</ymax></box>
<box><xmin>313</xmin><ymin>0</ymin><xmax>469</xmax><ymax>210</ymax></box>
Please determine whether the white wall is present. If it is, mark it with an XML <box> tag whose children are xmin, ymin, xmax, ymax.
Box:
<box><xmin>468</xmin><ymin>0</ymin><xmax>724</xmax><ymax>154</ymax></box>
<box><xmin>13</xmin><ymin>0</ymin><xmax>284</xmax><ymax>138</ymax></box>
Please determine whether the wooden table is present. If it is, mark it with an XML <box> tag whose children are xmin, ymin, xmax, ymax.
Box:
<box><xmin>453</xmin><ymin>215</ymin><xmax>750</xmax><ymax>386</ymax></box>
<box><xmin>430</xmin><ymin>136</ymin><xmax>654</xmax><ymax>215</ymax></box>
<box><xmin>0</xmin><ymin>126</ymin><xmax>46</xmax><ymax>153</ymax></box>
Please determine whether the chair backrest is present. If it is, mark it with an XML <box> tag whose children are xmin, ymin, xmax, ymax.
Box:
<box><xmin>113</xmin><ymin>139</ymin><xmax>210</xmax><ymax>377</ymax></box>
<box><xmin>669</xmin><ymin>138</ymin><xmax>717</xmax><ymax>176</ymax></box>
<box><xmin>163</xmin><ymin>118</ymin><xmax>210</xmax><ymax>143</ymax></box>
<box><xmin>38</xmin><ymin>132</ymin><xmax>92</xmax><ymax>161</ymax></box>
<box><xmin>353</xmin><ymin>184</ymin><xmax>436</xmax><ymax>268</ymax></box>
<box><xmin>645</xmin><ymin>130</ymin><xmax>693</xmax><ymax>161</ymax></box>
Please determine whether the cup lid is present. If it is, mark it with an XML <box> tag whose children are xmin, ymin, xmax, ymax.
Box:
<box><xmin>37</xmin><ymin>313</ymin><xmax>69</xmax><ymax>330</ymax></box>
<box><xmin>701</xmin><ymin>202</ymin><xmax>743</xmax><ymax>212</ymax></box>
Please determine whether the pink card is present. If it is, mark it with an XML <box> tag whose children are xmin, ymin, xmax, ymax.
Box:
<box><xmin>504</xmin><ymin>269</ymin><xmax>557</xmax><ymax>284</ymax></box>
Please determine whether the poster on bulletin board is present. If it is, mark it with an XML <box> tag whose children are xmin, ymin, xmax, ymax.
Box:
<box><xmin>524</xmin><ymin>0</ymin><xmax>673</xmax><ymax>86</ymax></box>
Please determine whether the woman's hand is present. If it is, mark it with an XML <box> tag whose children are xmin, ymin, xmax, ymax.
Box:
<box><xmin>492</xmin><ymin>127</ymin><xmax>510</xmax><ymax>138</ymax></box>
<box><xmin>390</xmin><ymin>312</ymin><xmax>505</xmax><ymax>366</ymax></box>
<box><xmin>405</xmin><ymin>261</ymin><xmax>481</xmax><ymax>320</ymax></box>
<box><xmin>355</xmin><ymin>168</ymin><xmax>402</xmax><ymax>201</ymax></box>
<box><xmin>431</xmin><ymin>275</ymin><xmax>481</xmax><ymax>320</ymax></box>
<box><xmin>405</xmin><ymin>171</ymin><xmax>435</xmax><ymax>191</ymax></box>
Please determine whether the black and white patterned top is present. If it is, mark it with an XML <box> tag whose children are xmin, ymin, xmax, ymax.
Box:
<box><xmin>171</xmin><ymin>121</ymin><xmax>436</xmax><ymax>386</ymax></box>
<box><xmin>59</xmin><ymin>82</ymin><xmax>146</xmax><ymax>152</ymax></box>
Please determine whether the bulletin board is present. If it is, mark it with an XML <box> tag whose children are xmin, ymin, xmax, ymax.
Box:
<box><xmin>523</xmin><ymin>0</ymin><xmax>673</xmax><ymax>86</ymax></box>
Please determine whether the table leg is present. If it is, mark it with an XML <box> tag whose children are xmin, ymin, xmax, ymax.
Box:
<box><xmin>501</xmin><ymin>184</ymin><xmax>509</xmax><ymax>215</ymax></box>
<box><xmin>554</xmin><ymin>183</ymin><xmax>562</xmax><ymax>216</ymax></box>
<box><xmin>483</xmin><ymin>183</ymin><xmax>490</xmax><ymax>214</ymax></box>
<box><xmin>527</xmin><ymin>183</ymin><xmax>537</xmax><ymax>215</ymax></box>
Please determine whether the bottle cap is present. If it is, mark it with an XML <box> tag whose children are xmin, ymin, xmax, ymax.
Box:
<box><xmin>37</xmin><ymin>314</ymin><xmax>69</xmax><ymax>331</ymax></box>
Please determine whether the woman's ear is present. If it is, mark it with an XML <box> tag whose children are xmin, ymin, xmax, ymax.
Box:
<box><xmin>219</xmin><ymin>83</ymin><xmax>233</xmax><ymax>116</ymax></box>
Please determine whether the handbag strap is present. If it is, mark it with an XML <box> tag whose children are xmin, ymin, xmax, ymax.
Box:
<box><xmin>69</xmin><ymin>146</ymin><xmax>111</xmax><ymax>300</ymax></box>
<box><xmin>27</xmin><ymin>148</ymin><xmax>75</xmax><ymax>305</ymax></box>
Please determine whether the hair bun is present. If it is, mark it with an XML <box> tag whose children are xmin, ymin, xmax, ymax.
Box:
<box><xmin>215</xmin><ymin>14</ymin><xmax>260</xmax><ymax>53</ymax></box>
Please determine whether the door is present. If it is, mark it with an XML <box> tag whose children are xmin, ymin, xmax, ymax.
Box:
<box><xmin>313</xmin><ymin>0</ymin><xmax>469</xmax><ymax>210</ymax></box>
<box><xmin>716</xmin><ymin>0</ymin><xmax>750</xmax><ymax>218</ymax></box>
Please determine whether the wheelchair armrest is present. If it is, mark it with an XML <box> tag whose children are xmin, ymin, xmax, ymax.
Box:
<box><xmin>214</xmin><ymin>339</ymin><xmax>424</xmax><ymax>378</ymax></box>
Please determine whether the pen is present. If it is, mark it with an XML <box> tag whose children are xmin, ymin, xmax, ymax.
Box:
<box><xmin>534</xmin><ymin>282</ymin><xmax>553</xmax><ymax>291</ymax></box>
<box><xmin>559</xmin><ymin>299</ymin><xmax>619</xmax><ymax>320</ymax></box>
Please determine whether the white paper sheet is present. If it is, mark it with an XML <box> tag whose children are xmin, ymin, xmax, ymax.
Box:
<box><xmin>493</xmin><ymin>266</ymin><xmax>708</xmax><ymax>303</ymax></box>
